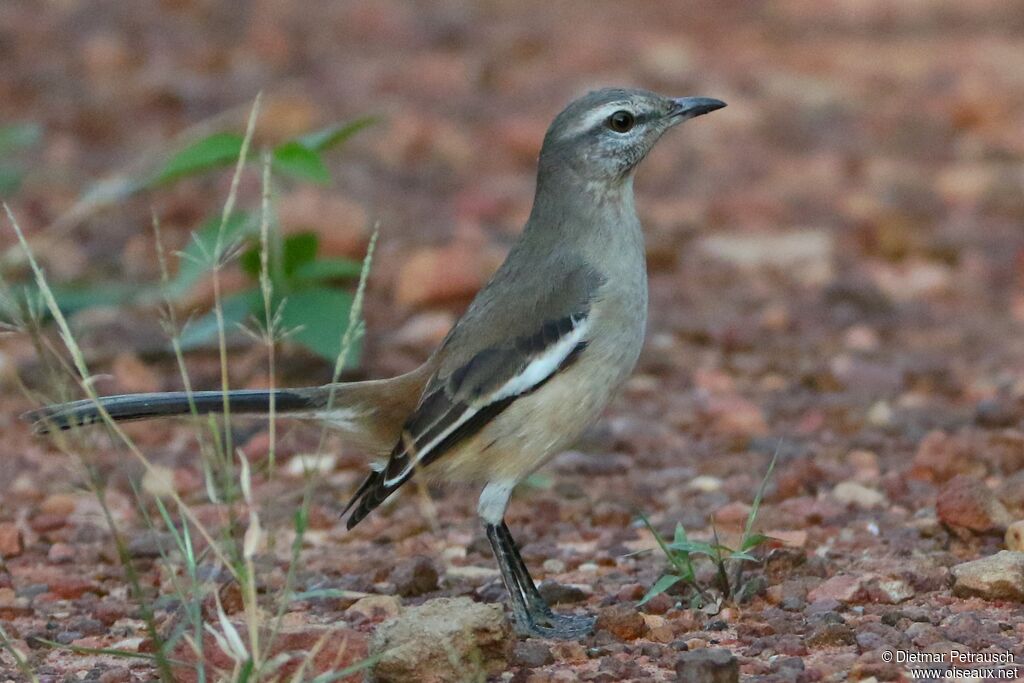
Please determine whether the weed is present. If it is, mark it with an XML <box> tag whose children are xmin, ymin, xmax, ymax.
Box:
<box><xmin>636</xmin><ymin>445</ymin><xmax>779</xmax><ymax>612</ymax></box>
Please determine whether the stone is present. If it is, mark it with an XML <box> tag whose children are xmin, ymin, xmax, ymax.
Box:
<box><xmin>832</xmin><ymin>481</ymin><xmax>886</xmax><ymax>509</ymax></box>
<box><xmin>538</xmin><ymin>581</ymin><xmax>588</xmax><ymax>605</ymax></box>
<box><xmin>951</xmin><ymin>551</ymin><xmax>1024</xmax><ymax>601</ymax></box>
<box><xmin>1006</xmin><ymin>520</ymin><xmax>1024</xmax><ymax>551</ymax></box>
<box><xmin>595</xmin><ymin>604</ymin><xmax>647</xmax><ymax>641</ymax></box>
<box><xmin>936</xmin><ymin>476</ymin><xmax>1014</xmax><ymax>533</ymax></box>
<box><xmin>369</xmin><ymin>597</ymin><xmax>512</xmax><ymax>682</ymax></box>
<box><xmin>807</xmin><ymin>574</ymin><xmax>868</xmax><ymax>604</ymax></box>
<box><xmin>512</xmin><ymin>639</ymin><xmax>554</xmax><ymax>668</ymax></box>
<box><xmin>389</xmin><ymin>556</ymin><xmax>439</xmax><ymax>597</ymax></box>
<box><xmin>0</xmin><ymin>523</ymin><xmax>24</xmax><ymax>558</ymax></box>
<box><xmin>674</xmin><ymin>648</ymin><xmax>739</xmax><ymax>683</ymax></box>
<box><xmin>806</xmin><ymin>622</ymin><xmax>856</xmax><ymax>647</ymax></box>
<box><xmin>347</xmin><ymin>594</ymin><xmax>402</xmax><ymax>621</ymax></box>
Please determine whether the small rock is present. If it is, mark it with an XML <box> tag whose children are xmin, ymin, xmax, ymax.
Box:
<box><xmin>49</xmin><ymin>576</ymin><xmax>101</xmax><ymax>600</ymax></box>
<box><xmin>0</xmin><ymin>523</ymin><xmax>23</xmax><ymax>558</ymax></box>
<box><xmin>674</xmin><ymin>648</ymin><xmax>739</xmax><ymax>683</ymax></box>
<box><xmin>389</xmin><ymin>556</ymin><xmax>439</xmax><ymax>597</ymax></box>
<box><xmin>542</xmin><ymin>559</ymin><xmax>566</xmax><ymax>574</ymax></box>
<box><xmin>370</xmin><ymin>597</ymin><xmax>512</xmax><ymax>682</ymax></box>
<box><xmin>595</xmin><ymin>604</ymin><xmax>647</xmax><ymax>641</ymax></box>
<box><xmin>712</xmin><ymin>501</ymin><xmax>752</xmax><ymax>529</ymax></box>
<box><xmin>1005</xmin><ymin>520</ymin><xmax>1024</xmax><ymax>551</ymax></box>
<box><xmin>47</xmin><ymin>542</ymin><xmax>76</xmax><ymax>564</ymax></box>
<box><xmin>832</xmin><ymin>481</ymin><xmax>886</xmax><ymax>509</ymax></box>
<box><xmin>538</xmin><ymin>581</ymin><xmax>588</xmax><ymax>605</ymax></box>
<box><xmin>936</xmin><ymin>476</ymin><xmax>1014</xmax><ymax>532</ymax></box>
<box><xmin>512</xmin><ymin>639</ymin><xmax>554</xmax><ymax>668</ymax></box>
<box><xmin>806</xmin><ymin>622</ymin><xmax>856</xmax><ymax>647</ymax></box>
<box><xmin>951</xmin><ymin>551</ymin><xmax>1024</xmax><ymax>601</ymax></box>
<box><xmin>910</xmin><ymin>431</ymin><xmax>982</xmax><ymax>483</ymax></box>
<box><xmin>870</xmin><ymin>578</ymin><xmax>915</xmax><ymax>604</ymax></box>
<box><xmin>807</xmin><ymin>574</ymin><xmax>868</xmax><ymax>604</ymax></box>
<box><xmin>348</xmin><ymin>594</ymin><xmax>402</xmax><ymax>621</ymax></box>
<box><xmin>127</xmin><ymin>531</ymin><xmax>173</xmax><ymax>559</ymax></box>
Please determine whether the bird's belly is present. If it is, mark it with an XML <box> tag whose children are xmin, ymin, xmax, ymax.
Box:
<box><xmin>427</xmin><ymin>330</ymin><xmax>642</xmax><ymax>486</ymax></box>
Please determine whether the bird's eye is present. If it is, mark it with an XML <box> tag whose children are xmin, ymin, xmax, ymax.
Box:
<box><xmin>607</xmin><ymin>110</ymin><xmax>636</xmax><ymax>133</ymax></box>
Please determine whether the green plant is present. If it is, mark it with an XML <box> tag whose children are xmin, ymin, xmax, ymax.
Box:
<box><xmin>5</xmin><ymin>113</ymin><xmax>376</xmax><ymax>361</ymax></box>
<box><xmin>2</xmin><ymin>97</ymin><xmax>383</xmax><ymax>681</ymax></box>
<box><xmin>0</xmin><ymin>122</ymin><xmax>42</xmax><ymax>197</ymax></box>
<box><xmin>636</xmin><ymin>447</ymin><xmax>779</xmax><ymax>610</ymax></box>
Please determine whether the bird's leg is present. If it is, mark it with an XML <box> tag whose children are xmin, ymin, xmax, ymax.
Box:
<box><xmin>490</xmin><ymin>520</ymin><xmax>596</xmax><ymax>639</ymax></box>
<box><xmin>479</xmin><ymin>479</ymin><xmax>595</xmax><ymax>639</ymax></box>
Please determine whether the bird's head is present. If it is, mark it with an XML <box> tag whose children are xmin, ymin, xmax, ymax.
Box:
<box><xmin>539</xmin><ymin>88</ymin><xmax>725</xmax><ymax>185</ymax></box>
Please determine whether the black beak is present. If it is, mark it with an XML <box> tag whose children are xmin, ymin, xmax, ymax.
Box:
<box><xmin>669</xmin><ymin>97</ymin><xmax>727</xmax><ymax>120</ymax></box>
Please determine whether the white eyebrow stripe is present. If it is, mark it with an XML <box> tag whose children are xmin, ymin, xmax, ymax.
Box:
<box><xmin>557</xmin><ymin>103</ymin><xmax>633</xmax><ymax>139</ymax></box>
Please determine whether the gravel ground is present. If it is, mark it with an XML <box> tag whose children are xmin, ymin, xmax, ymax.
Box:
<box><xmin>1</xmin><ymin>1</ymin><xmax>1024</xmax><ymax>680</ymax></box>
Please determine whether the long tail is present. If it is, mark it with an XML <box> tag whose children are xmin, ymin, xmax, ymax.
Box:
<box><xmin>23</xmin><ymin>366</ymin><xmax>433</xmax><ymax>457</ymax></box>
<box><xmin>23</xmin><ymin>389</ymin><xmax>319</xmax><ymax>434</ymax></box>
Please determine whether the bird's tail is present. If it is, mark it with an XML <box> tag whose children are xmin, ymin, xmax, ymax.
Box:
<box><xmin>23</xmin><ymin>367</ymin><xmax>432</xmax><ymax>456</ymax></box>
<box><xmin>23</xmin><ymin>389</ymin><xmax>320</xmax><ymax>434</ymax></box>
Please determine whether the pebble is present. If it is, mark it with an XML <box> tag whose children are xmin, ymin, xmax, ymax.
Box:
<box><xmin>951</xmin><ymin>551</ymin><xmax>1024</xmax><ymax>601</ymax></box>
<box><xmin>389</xmin><ymin>556</ymin><xmax>439</xmax><ymax>597</ymax></box>
<box><xmin>805</xmin><ymin>622</ymin><xmax>856</xmax><ymax>647</ymax></box>
<box><xmin>1005</xmin><ymin>520</ymin><xmax>1024</xmax><ymax>551</ymax></box>
<box><xmin>832</xmin><ymin>481</ymin><xmax>887</xmax><ymax>509</ymax></box>
<box><xmin>595</xmin><ymin>604</ymin><xmax>647</xmax><ymax>640</ymax></box>
<box><xmin>538</xmin><ymin>581</ymin><xmax>588</xmax><ymax>605</ymax></box>
<box><xmin>807</xmin><ymin>574</ymin><xmax>867</xmax><ymax>604</ymax></box>
<box><xmin>47</xmin><ymin>542</ymin><xmax>76</xmax><ymax>564</ymax></box>
<box><xmin>542</xmin><ymin>558</ymin><xmax>566</xmax><ymax>574</ymax></box>
<box><xmin>674</xmin><ymin>647</ymin><xmax>739</xmax><ymax>683</ymax></box>
<box><xmin>512</xmin><ymin>640</ymin><xmax>554</xmax><ymax>668</ymax></box>
<box><xmin>0</xmin><ymin>523</ymin><xmax>23</xmax><ymax>558</ymax></box>
<box><xmin>370</xmin><ymin>597</ymin><xmax>511</xmax><ymax>681</ymax></box>
<box><xmin>936</xmin><ymin>476</ymin><xmax>1014</xmax><ymax>532</ymax></box>
<box><xmin>347</xmin><ymin>594</ymin><xmax>402</xmax><ymax>621</ymax></box>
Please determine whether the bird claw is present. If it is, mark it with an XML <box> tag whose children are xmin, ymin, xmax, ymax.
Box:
<box><xmin>516</xmin><ymin>610</ymin><xmax>596</xmax><ymax>640</ymax></box>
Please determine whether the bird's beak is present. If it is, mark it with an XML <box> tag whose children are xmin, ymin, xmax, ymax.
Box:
<box><xmin>669</xmin><ymin>97</ymin><xmax>727</xmax><ymax>121</ymax></box>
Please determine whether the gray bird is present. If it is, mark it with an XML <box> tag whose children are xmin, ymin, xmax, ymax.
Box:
<box><xmin>27</xmin><ymin>88</ymin><xmax>726</xmax><ymax>639</ymax></box>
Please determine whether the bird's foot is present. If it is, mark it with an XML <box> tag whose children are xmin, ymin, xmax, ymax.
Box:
<box><xmin>516</xmin><ymin>609</ymin><xmax>596</xmax><ymax>640</ymax></box>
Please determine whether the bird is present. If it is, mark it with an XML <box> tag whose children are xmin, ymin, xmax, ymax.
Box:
<box><xmin>25</xmin><ymin>88</ymin><xmax>726</xmax><ymax>639</ymax></box>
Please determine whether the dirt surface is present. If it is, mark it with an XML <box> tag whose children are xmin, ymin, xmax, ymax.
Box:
<box><xmin>2</xmin><ymin>1</ymin><xmax>1024</xmax><ymax>681</ymax></box>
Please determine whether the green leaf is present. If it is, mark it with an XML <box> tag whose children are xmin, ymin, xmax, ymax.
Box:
<box><xmin>282</xmin><ymin>232</ymin><xmax>319</xmax><ymax>276</ymax></box>
<box><xmin>43</xmin><ymin>282</ymin><xmax>140</xmax><ymax>314</ymax></box>
<box><xmin>177</xmin><ymin>290</ymin><xmax>258</xmax><ymax>350</ymax></box>
<box><xmin>239</xmin><ymin>244</ymin><xmax>263</xmax><ymax>279</ymax></box>
<box><xmin>0</xmin><ymin>164</ymin><xmax>24</xmax><ymax>197</ymax></box>
<box><xmin>297</xmin><ymin>116</ymin><xmax>378</xmax><ymax>152</ymax></box>
<box><xmin>667</xmin><ymin>540</ymin><xmax>719</xmax><ymax>558</ymax></box>
<box><xmin>638</xmin><ymin>574</ymin><xmax>681</xmax><ymax>606</ymax></box>
<box><xmin>272</xmin><ymin>142</ymin><xmax>330</xmax><ymax>184</ymax></box>
<box><xmin>727</xmin><ymin>551</ymin><xmax>758</xmax><ymax>562</ymax></box>
<box><xmin>276</xmin><ymin>287</ymin><xmax>359</xmax><ymax>363</ymax></box>
<box><xmin>740</xmin><ymin>533</ymin><xmax>771</xmax><ymax>552</ymax></box>
<box><xmin>164</xmin><ymin>213</ymin><xmax>256</xmax><ymax>300</ymax></box>
<box><xmin>152</xmin><ymin>133</ymin><xmax>244</xmax><ymax>186</ymax></box>
<box><xmin>0</xmin><ymin>123</ymin><xmax>42</xmax><ymax>154</ymax></box>
<box><xmin>291</xmin><ymin>257</ymin><xmax>362</xmax><ymax>283</ymax></box>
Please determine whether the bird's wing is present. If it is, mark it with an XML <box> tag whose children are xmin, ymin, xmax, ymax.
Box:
<box><xmin>343</xmin><ymin>261</ymin><xmax>604</xmax><ymax>528</ymax></box>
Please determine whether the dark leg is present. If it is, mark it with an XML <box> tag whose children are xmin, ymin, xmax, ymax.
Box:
<box><xmin>486</xmin><ymin>520</ymin><xmax>596</xmax><ymax>639</ymax></box>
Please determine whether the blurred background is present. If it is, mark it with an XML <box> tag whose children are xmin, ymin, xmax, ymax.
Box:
<box><xmin>1</xmin><ymin>1</ymin><xmax>1024</xmax><ymax>677</ymax></box>
<box><xmin>2</xmin><ymin>0</ymin><xmax>1024</xmax><ymax>386</ymax></box>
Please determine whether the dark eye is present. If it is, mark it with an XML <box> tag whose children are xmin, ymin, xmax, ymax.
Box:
<box><xmin>607</xmin><ymin>110</ymin><xmax>636</xmax><ymax>133</ymax></box>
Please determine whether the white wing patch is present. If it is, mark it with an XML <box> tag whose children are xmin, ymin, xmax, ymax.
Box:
<box><xmin>382</xmin><ymin>315</ymin><xmax>590</xmax><ymax>487</ymax></box>
<box><xmin>491</xmin><ymin>315</ymin><xmax>589</xmax><ymax>401</ymax></box>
